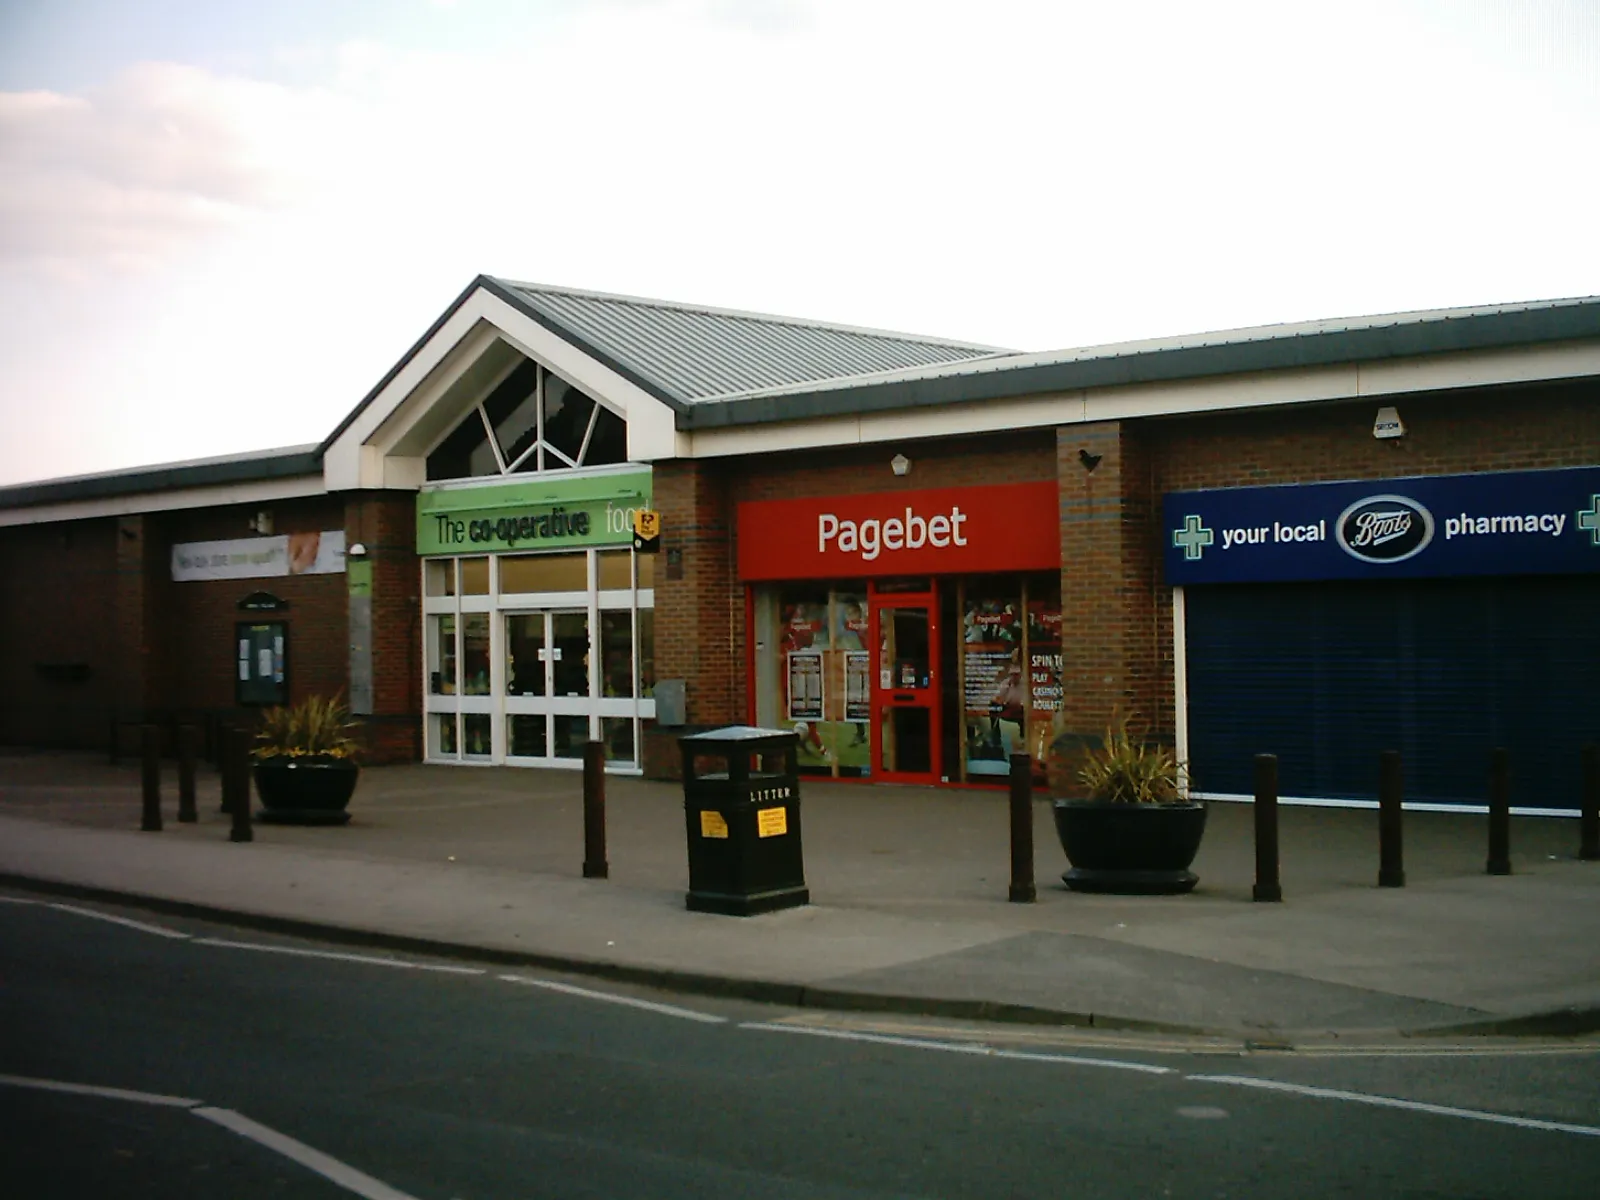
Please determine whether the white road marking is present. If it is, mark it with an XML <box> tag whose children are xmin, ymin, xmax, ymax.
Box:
<box><xmin>193</xmin><ymin>937</ymin><xmax>484</xmax><ymax>974</ymax></box>
<box><xmin>0</xmin><ymin>1075</ymin><xmax>422</xmax><ymax>1199</ymax></box>
<box><xmin>741</xmin><ymin>1022</ymin><xmax>1175</xmax><ymax>1074</ymax></box>
<box><xmin>45</xmin><ymin>903</ymin><xmax>191</xmax><ymax>939</ymax></box>
<box><xmin>0</xmin><ymin>896</ymin><xmax>42</xmax><ymax>905</ymax></box>
<box><xmin>499</xmin><ymin>974</ymin><xmax>729</xmax><ymax>1023</ymax></box>
<box><xmin>0</xmin><ymin>1073</ymin><xmax>200</xmax><ymax>1108</ymax></box>
<box><xmin>194</xmin><ymin>1107</ymin><xmax>422</xmax><ymax>1200</ymax></box>
<box><xmin>1187</xmin><ymin>1074</ymin><xmax>1600</xmax><ymax>1138</ymax></box>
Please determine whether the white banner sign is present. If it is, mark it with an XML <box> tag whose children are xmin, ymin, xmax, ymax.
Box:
<box><xmin>171</xmin><ymin>531</ymin><xmax>346</xmax><ymax>582</ymax></box>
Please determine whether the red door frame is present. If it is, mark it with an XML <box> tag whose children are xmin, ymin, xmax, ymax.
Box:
<box><xmin>869</xmin><ymin>583</ymin><xmax>940</xmax><ymax>784</ymax></box>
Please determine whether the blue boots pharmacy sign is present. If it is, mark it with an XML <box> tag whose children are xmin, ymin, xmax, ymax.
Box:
<box><xmin>1164</xmin><ymin>466</ymin><xmax>1600</xmax><ymax>585</ymax></box>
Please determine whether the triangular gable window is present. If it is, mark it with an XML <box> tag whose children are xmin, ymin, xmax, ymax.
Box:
<box><xmin>426</xmin><ymin>360</ymin><xmax>628</xmax><ymax>481</ymax></box>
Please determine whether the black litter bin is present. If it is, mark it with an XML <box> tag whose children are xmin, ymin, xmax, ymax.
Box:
<box><xmin>680</xmin><ymin>726</ymin><xmax>809</xmax><ymax>915</ymax></box>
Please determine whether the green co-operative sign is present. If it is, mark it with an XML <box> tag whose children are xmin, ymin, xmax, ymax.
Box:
<box><xmin>415</xmin><ymin>469</ymin><xmax>652</xmax><ymax>556</ymax></box>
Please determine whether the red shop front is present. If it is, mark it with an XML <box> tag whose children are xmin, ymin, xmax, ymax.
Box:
<box><xmin>738</xmin><ymin>480</ymin><xmax>1063</xmax><ymax>785</ymax></box>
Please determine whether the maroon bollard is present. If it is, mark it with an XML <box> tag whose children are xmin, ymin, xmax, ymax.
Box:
<box><xmin>1582</xmin><ymin>745</ymin><xmax>1599</xmax><ymax>862</ymax></box>
<box><xmin>228</xmin><ymin>727</ymin><xmax>253</xmax><ymax>843</ymax></box>
<box><xmin>1378</xmin><ymin>750</ymin><xmax>1405</xmax><ymax>888</ymax></box>
<box><xmin>140</xmin><ymin>724</ymin><xmax>163</xmax><ymax>832</ymax></box>
<box><xmin>582</xmin><ymin>740</ymin><xmax>608</xmax><ymax>879</ymax></box>
<box><xmin>177</xmin><ymin>724</ymin><xmax>199</xmax><ymax>823</ymax></box>
<box><xmin>1486</xmin><ymin>747</ymin><xmax>1511</xmax><ymax>876</ymax></box>
<box><xmin>1253</xmin><ymin>753</ymin><xmax>1282</xmax><ymax>902</ymax></box>
<box><xmin>1008</xmin><ymin>752</ymin><xmax>1036</xmax><ymax>903</ymax></box>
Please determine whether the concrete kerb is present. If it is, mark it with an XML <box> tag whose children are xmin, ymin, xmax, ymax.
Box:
<box><xmin>7</xmin><ymin>868</ymin><xmax>1600</xmax><ymax>1044</ymax></box>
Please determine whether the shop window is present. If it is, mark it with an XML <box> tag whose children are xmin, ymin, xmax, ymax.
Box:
<box><xmin>461</xmin><ymin>557</ymin><xmax>490</xmax><ymax>595</ymax></box>
<box><xmin>502</xmin><ymin>552</ymin><xmax>587</xmax><ymax>594</ymax></box>
<box><xmin>960</xmin><ymin>581</ymin><xmax>1024</xmax><ymax>779</ymax></box>
<box><xmin>600</xmin><ymin>611</ymin><xmax>633</xmax><ymax>697</ymax></box>
<box><xmin>463</xmin><ymin>713</ymin><xmax>492</xmax><ymax>757</ymax></box>
<box><xmin>425</xmin><ymin>560</ymin><xmax>457</xmax><ymax>597</ymax></box>
<box><xmin>635</xmin><ymin>550</ymin><xmax>654</xmax><ymax>590</ymax></box>
<box><xmin>759</xmin><ymin>585</ymin><xmax>871</xmax><ymax>778</ymax></box>
<box><xmin>434</xmin><ymin>713</ymin><xmax>458</xmax><ymax>757</ymax></box>
<box><xmin>638</xmin><ymin>609</ymin><xmax>655</xmax><ymax>697</ymax></box>
<box><xmin>597</xmin><ymin>550</ymin><xmax>634</xmax><ymax>591</ymax></box>
<box><xmin>462</xmin><ymin>614</ymin><xmax>491</xmax><ymax>695</ymax></box>
<box><xmin>603</xmin><ymin>717</ymin><xmax>635</xmax><ymax>764</ymax></box>
<box><xmin>424</xmin><ymin>356</ymin><xmax>628</xmax><ymax>480</ymax></box>
<box><xmin>508</xmin><ymin>714</ymin><xmax>547</xmax><ymax>758</ymax></box>
<box><xmin>430</xmin><ymin>615</ymin><xmax>458</xmax><ymax>694</ymax></box>
<box><xmin>553</xmin><ymin>715</ymin><xmax>587</xmax><ymax>759</ymax></box>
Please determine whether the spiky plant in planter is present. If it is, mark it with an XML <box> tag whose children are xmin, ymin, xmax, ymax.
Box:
<box><xmin>1052</xmin><ymin>713</ymin><xmax>1206</xmax><ymax>894</ymax></box>
<box><xmin>251</xmin><ymin>694</ymin><xmax>361</xmax><ymax>825</ymax></box>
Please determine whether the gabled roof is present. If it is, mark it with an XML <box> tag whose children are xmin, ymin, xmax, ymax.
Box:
<box><xmin>481</xmin><ymin>276</ymin><xmax>1010</xmax><ymax>405</ymax></box>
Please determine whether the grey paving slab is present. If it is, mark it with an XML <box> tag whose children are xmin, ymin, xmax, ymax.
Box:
<box><xmin>2</xmin><ymin>749</ymin><xmax>1598</xmax><ymax>1038</ymax></box>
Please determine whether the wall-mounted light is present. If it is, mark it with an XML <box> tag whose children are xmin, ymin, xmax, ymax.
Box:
<box><xmin>248</xmin><ymin>510</ymin><xmax>274</xmax><ymax>535</ymax></box>
<box><xmin>890</xmin><ymin>453</ymin><xmax>911</xmax><ymax>477</ymax></box>
<box><xmin>347</xmin><ymin>542</ymin><xmax>369</xmax><ymax>558</ymax></box>
<box><xmin>1078</xmin><ymin>448</ymin><xmax>1103</xmax><ymax>472</ymax></box>
<box><xmin>1373</xmin><ymin>406</ymin><xmax>1405</xmax><ymax>440</ymax></box>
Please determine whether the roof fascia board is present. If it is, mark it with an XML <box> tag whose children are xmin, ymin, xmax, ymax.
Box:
<box><xmin>681</xmin><ymin>302</ymin><xmax>1600</xmax><ymax>431</ymax></box>
<box><xmin>0</xmin><ymin>449</ymin><xmax>324</xmax><ymax>512</ymax></box>
<box><xmin>0</xmin><ymin>473</ymin><xmax>326</xmax><ymax>529</ymax></box>
<box><xmin>685</xmin><ymin>340</ymin><xmax>1600</xmax><ymax>459</ymax></box>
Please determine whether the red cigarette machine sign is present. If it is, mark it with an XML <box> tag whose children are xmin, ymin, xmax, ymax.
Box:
<box><xmin>737</xmin><ymin>481</ymin><xmax>1060</xmax><ymax>581</ymax></box>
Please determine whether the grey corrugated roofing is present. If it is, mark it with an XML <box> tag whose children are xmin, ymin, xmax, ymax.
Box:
<box><xmin>0</xmin><ymin>444</ymin><xmax>323</xmax><ymax>511</ymax></box>
<box><xmin>677</xmin><ymin>294</ymin><xmax>1600</xmax><ymax>430</ymax></box>
<box><xmin>484</xmin><ymin>277</ymin><xmax>1011</xmax><ymax>404</ymax></box>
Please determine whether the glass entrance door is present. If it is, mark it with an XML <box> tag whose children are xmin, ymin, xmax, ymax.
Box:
<box><xmin>871</xmin><ymin>592</ymin><xmax>940</xmax><ymax>783</ymax></box>
<box><xmin>504</xmin><ymin>609</ymin><xmax>591</xmax><ymax>762</ymax></box>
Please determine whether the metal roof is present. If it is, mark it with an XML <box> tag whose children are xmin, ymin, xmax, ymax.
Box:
<box><xmin>678</xmin><ymin>294</ymin><xmax>1600</xmax><ymax>430</ymax></box>
<box><xmin>484</xmin><ymin>277</ymin><xmax>1010</xmax><ymax>405</ymax></box>
<box><xmin>0</xmin><ymin>444</ymin><xmax>323</xmax><ymax>510</ymax></box>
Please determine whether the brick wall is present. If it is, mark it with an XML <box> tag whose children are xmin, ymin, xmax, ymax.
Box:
<box><xmin>0</xmin><ymin>517</ymin><xmax>117</xmax><ymax>749</ymax></box>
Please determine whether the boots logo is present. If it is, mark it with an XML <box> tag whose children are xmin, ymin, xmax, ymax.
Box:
<box><xmin>1336</xmin><ymin>494</ymin><xmax>1434</xmax><ymax>563</ymax></box>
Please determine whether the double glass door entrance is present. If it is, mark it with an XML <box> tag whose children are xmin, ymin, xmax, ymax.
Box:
<box><xmin>505</xmin><ymin>609</ymin><xmax>591</xmax><ymax>760</ymax></box>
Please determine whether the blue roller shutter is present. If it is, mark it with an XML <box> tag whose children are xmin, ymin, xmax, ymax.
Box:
<box><xmin>1184</xmin><ymin>576</ymin><xmax>1600</xmax><ymax>811</ymax></box>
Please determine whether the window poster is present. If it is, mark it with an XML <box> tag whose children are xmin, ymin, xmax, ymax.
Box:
<box><xmin>845</xmin><ymin>650</ymin><xmax>871</xmax><ymax>721</ymax></box>
<box><xmin>1026</xmin><ymin>596</ymin><xmax>1064</xmax><ymax>772</ymax></box>
<box><xmin>962</xmin><ymin>593</ymin><xmax>1024</xmax><ymax>777</ymax></box>
<box><xmin>787</xmin><ymin>651</ymin><xmax>823</xmax><ymax>721</ymax></box>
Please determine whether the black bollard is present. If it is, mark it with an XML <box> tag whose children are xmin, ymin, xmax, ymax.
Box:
<box><xmin>228</xmin><ymin>727</ymin><xmax>253</xmax><ymax>843</ymax></box>
<box><xmin>1378</xmin><ymin>750</ymin><xmax>1405</xmax><ymax>888</ymax></box>
<box><xmin>140</xmin><ymin>724</ymin><xmax>162</xmax><ymax>832</ymax></box>
<box><xmin>1486</xmin><ymin>747</ymin><xmax>1511</xmax><ymax>876</ymax></box>
<box><xmin>1253</xmin><ymin>753</ymin><xmax>1282</xmax><ymax>902</ymax></box>
<box><xmin>1582</xmin><ymin>745</ymin><xmax>1599</xmax><ymax>862</ymax></box>
<box><xmin>582</xmin><ymin>740</ymin><xmax>608</xmax><ymax>879</ymax></box>
<box><xmin>177</xmin><ymin>724</ymin><xmax>199</xmax><ymax>823</ymax></box>
<box><xmin>109</xmin><ymin>712</ymin><xmax>119</xmax><ymax>766</ymax></box>
<box><xmin>1008</xmin><ymin>752</ymin><xmax>1036</xmax><ymax>903</ymax></box>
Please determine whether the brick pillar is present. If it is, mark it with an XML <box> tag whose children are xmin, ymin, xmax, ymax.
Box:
<box><xmin>1055</xmin><ymin>422</ymin><xmax>1166</xmax><ymax>795</ymax></box>
<box><xmin>344</xmin><ymin>493</ymin><xmax>421</xmax><ymax>764</ymax></box>
<box><xmin>643</xmin><ymin>460</ymin><xmax>739</xmax><ymax>778</ymax></box>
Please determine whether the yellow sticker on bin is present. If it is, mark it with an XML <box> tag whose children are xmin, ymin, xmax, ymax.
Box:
<box><xmin>756</xmin><ymin>807</ymin><xmax>787</xmax><ymax>838</ymax></box>
<box><xmin>700</xmin><ymin>810</ymin><xmax>729</xmax><ymax>839</ymax></box>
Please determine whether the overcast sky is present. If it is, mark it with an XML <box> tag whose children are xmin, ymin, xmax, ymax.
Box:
<box><xmin>2</xmin><ymin>0</ymin><xmax>1597</xmax><ymax>486</ymax></box>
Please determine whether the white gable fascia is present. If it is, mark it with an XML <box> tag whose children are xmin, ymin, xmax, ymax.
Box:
<box><xmin>322</xmin><ymin>286</ymin><xmax>685</xmax><ymax>491</ymax></box>
<box><xmin>683</xmin><ymin>339</ymin><xmax>1600</xmax><ymax>458</ymax></box>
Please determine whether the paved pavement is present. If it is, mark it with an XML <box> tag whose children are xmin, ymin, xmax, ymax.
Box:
<box><xmin>2</xmin><ymin>748</ymin><xmax>1597</xmax><ymax>1042</ymax></box>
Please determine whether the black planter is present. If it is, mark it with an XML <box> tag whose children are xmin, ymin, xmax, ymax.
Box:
<box><xmin>253</xmin><ymin>757</ymin><xmax>359</xmax><ymax>825</ymax></box>
<box><xmin>1052</xmin><ymin>800</ymin><xmax>1207</xmax><ymax>894</ymax></box>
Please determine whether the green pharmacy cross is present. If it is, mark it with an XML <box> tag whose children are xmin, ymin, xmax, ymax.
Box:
<box><xmin>1173</xmin><ymin>515</ymin><xmax>1214</xmax><ymax>561</ymax></box>
<box><xmin>1580</xmin><ymin>495</ymin><xmax>1600</xmax><ymax>546</ymax></box>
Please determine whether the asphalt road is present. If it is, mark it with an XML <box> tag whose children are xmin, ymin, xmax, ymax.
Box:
<box><xmin>2</xmin><ymin>893</ymin><xmax>1597</xmax><ymax>1199</ymax></box>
